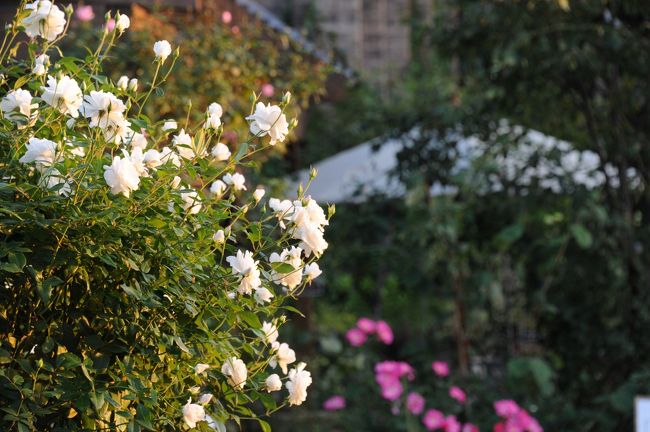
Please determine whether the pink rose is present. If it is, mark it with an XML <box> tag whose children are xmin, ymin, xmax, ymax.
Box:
<box><xmin>376</xmin><ymin>320</ymin><xmax>394</xmax><ymax>344</ymax></box>
<box><xmin>423</xmin><ymin>409</ymin><xmax>446</xmax><ymax>430</ymax></box>
<box><xmin>105</xmin><ymin>19</ymin><xmax>115</xmax><ymax>32</ymax></box>
<box><xmin>379</xmin><ymin>377</ymin><xmax>403</xmax><ymax>401</ymax></box>
<box><xmin>323</xmin><ymin>395</ymin><xmax>346</xmax><ymax>411</ymax></box>
<box><xmin>261</xmin><ymin>83</ymin><xmax>275</xmax><ymax>98</ymax></box>
<box><xmin>222</xmin><ymin>10</ymin><xmax>233</xmax><ymax>24</ymax></box>
<box><xmin>462</xmin><ymin>423</ymin><xmax>479</xmax><ymax>432</ymax></box>
<box><xmin>75</xmin><ymin>5</ymin><xmax>95</xmax><ymax>22</ymax></box>
<box><xmin>444</xmin><ymin>416</ymin><xmax>461</xmax><ymax>432</ymax></box>
<box><xmin>356</xmin><ymin>317</ymin><xmax>377</xmax><ymax>333</ymax></box>
<box><xmin>346</xmin><ymin>328</ymin><xmax>367</xmax><ymax>347</ymax></box>
<box><xmin>432</xmin><ymin>361</ymin><xmax>450</xmax><ymax>377</ymax></box>
<box><xmin>449</xmin><ymin>386</ymin><xmax>466</xmax><ymax>404</ymax></box>
<box><xmin>406</xmin><ymin>392</ymin><xmax>425</xmax><ymax>415</ymax></box>
<box><xmin>494</xmin><ymin>399</ymin><xmax>520</xmax><ymax>418</ymax></box>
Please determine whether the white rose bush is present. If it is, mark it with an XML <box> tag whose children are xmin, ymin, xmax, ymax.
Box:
<box><xmin>0</xmin><ymin>2</ymin><xmax>332</xmax><ymax>431</ymax></box>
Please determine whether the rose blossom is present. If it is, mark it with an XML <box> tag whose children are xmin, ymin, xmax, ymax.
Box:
<box><xmin>449</xmin><ymin>386</ymin><xmax>466</xmax><ymax>404</ymax></box>
<box><xmin>221</xmin><ymin>357</ymin><xmax>247</xmax><ymax>389</ymax></box>
<box><xmin>153</xmin><ymin>40</ymin><xmax>172</xmax><ymax>62</ymax></box>
<box><xmin>265</xmin><ymin>374</ymin><xmax>282</xmax><ymax>392</ymax></box>
<box><xmin>432</xmin><ymin>361</ymin><xmax>450</xmax><ymax>377</ymax></box>
<box><xmin>246</xmin><ymin>102</ymin><xmax>289</xmax><ymax>145</ymax></box>
<box><xmin>286</xmin><ymin>362</ymin><xmax>312</xmax><ymax>406</ymax></box>
<box><xmin>376</xmin><ymin>320</ymin><xmax>394</xmax><ymax>344</ymax></box>
<box><xmin>406</xmin><ymin>392</ymin><xmax>425</xmax><ymax>415</ymax></box>
<box><xmin>323</xmin><ymin>395</ymin><xmax>346</xmax><ymax>411</ymax></box>
<box><xmin>182</xmin><ymin>398</ymin><xmax>205</xmax><ymax>428</ymax></box>
<box><xmin>423</xmin><ymin>409</ymin><xmax>445</xmax><ymax>430</ymax></box>
<box><xmin>356</xmin><ymin>317</ymin><xmax>377</xmax><ymax>334</ymax></box>
<box><xmin>346</xmin><ymin>328</ymin><xmax>367</xmax><ymax>347</ymax></box>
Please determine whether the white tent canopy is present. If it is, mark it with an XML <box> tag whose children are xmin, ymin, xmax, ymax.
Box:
<box><xmin>291</xmin><ymin>127</ymin><xmax>611</xmax><ymax>204</ymax></box>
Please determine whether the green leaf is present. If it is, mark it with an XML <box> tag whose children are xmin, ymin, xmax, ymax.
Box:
<box><xmin>570</xmin><ymin>223</ymin><xmax>593</xmax><ymax>248</ymax></box>
<box><xmin>38</xmin><ymin>277</ymin><xmax>63</xmax><ymax>304</ymax></box>
<box><xmin>240</xmin><ymin>311</ymin><xmax>262</xmax><ymax>329</ymax></box>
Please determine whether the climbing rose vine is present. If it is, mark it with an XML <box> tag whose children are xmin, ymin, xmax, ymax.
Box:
<box><xmin>0</xmin><ymin>1</ymin><xmax>331</xmax><ymax>431</ymax></box>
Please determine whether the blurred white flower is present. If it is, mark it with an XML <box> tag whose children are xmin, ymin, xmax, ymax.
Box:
<box><xmin>303</xmin><ymin>263</ymin><xmax>322</xmax><ymax>282</ymax></box>
<box><xmin>262</xmin><ymin>321</ymin><xmax>278</xmax><ymax>345</ymax></box>
<box><xmin>221</xmin><ymin>357</ymin><xmax>247</xmax><ymax>390</ymax></box>
<box><xmin>194</xmin><ymin>363</ymin><xmax>210</xmax><ymax>374</ymax></box>
<box><xmin>286</xmin><ymin>363</ymin><xmax>312</xmax><ymax>406</ymax></box>
<box><xmin>19</xmin><ymin>137</ymin><xmax>57</xmax><ymax>168</ymax></box>
<box><xmin>204</xmin><ymin>102</ymin><xmax>223</xmax><ymax>129</ymax></box>
<box><xmin>160</xmin><ymin>146</ymin><xmax>181</xmax><ymax>167</ymax></box>
<box><xmin>171</xmin><ymin>175</ymin><xmax>182</xmax><ymax>189</ymax></box>
<box><xmin>125</xmin><ymin>130</ymin><xmax>147</xmax><ymax>150</ymax></box>
<box><xmin>253</xmin><ymin>187</ymin><xmax>265</xmax><ymax>202</ymax></box>
<box><xmin>246</xmin><ymin>102</ymin><xmax>289</xmax><ymax>145</ymax></box>
<box><xmin>223</xmin><ymin>172</ymin><xmax>246</xmax><ymax>191</ymax></box>
<box><xmin>198</xmin><ymin>393</ymin><xmax>213</xmax><ymax>405</ymax></box>
<box><xmin>180</xmin><ymin>190</ymin><xmax>202</xmax><ymax>214</ymax></box>
<box><xmin>128</xmin><ymin>78</ymin><xmax>138</xmax><ymax>91</ymax></box>
<box><xmin>173</xmin><ymin>129</ymin><xmax>202</xmax><ymax>159</ymax></box>
<box><xmin>22</xmin><ymin>1</ymin><xmax>66</xmax><ymax>41</ymax></box>
<box><xmin>182</xmin><ymin>398</ymin><xmax>205</xmax><ymax>428</ymax></box>
<box><xmin>270</xmin><ymin>342</ymin><xmax>295</xmax><ymax>375</ymax></box>
<box><xmin>39</xmin><ymin>167</ymin><xmax>71</xmax><ymax>196</ymax></box>
<box><xmin>213</xmin><ymin>230</ymin><xmax>225</xmax><ymax>244</ymax></box>
<box><xmin>210</xmin><ymin>180</ymin><xmax>226</xmax><ymax>196</ymax></box>
<box><xmin>254</xmin><ymin>287</ymin><xmax>274</xmax><ymax>305</ymax></box>
<box><xmin>32</xmin><ymin>54</ymin><xmax>49</xmax><ymax>76</ymax></box>
<box><xmin>128</xmin><ymin>148</ymin><xmax>148</xmax><ymax>177</ymax></box>
<box><xmin>265</xmin><ymin>374</ymin><xmax>282</xmax><ymax>392</ymax></box>
<box><xmin>103</xmin><ymin>154</ymin><xmax>140</xmax><ymax>197</ymax></box>
<box><xmin>226</xmin><ymin>250</ymin><xmax>261</xmax><ymax>295</ymax></box>
<box><xmin>115</xmin><ymin>13</ymin><xmax>130</xmax><ymax>32</ymax></box>
<box><xmin>162</xmin><ymin>119</ymin><xmax>177</xmax><ymax>131</ymax></box>
<box><xmin>1</xmin><ymin>89</ymin><xmax>38</xmax><ymax>125</ymax></box>
<box><xmin>210</xmin><ymin>142</ymin><xmax>230</xmax><ymax>161</ymax></box>
<box><xmin>269</xmin><ymin>198</ymin><xmax>294</xmax><ymax>229</ymax></box>
<box><xmin>143</xmin><ymin>149</ymin><xmax>161</xmax><ymax>169</ymax></box>
<box><xmin>153</xmin><ymin>40</ymin><xmax>172</xmax><ymax>62</ymax></box>
<box><xmin>41</xmin><ymin>75</ymin><xmax>83</xmax><ymax>118</ymax></box>
<box><xmin>116</xmin><ymin>75</ymin><xmax>129</xmax><ymax>91</ymax></box>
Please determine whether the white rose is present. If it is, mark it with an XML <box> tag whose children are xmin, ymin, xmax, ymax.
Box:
<box><xmin>81</xmin><ymin>90</ymin><xmax>127</xmax><ymax>129</ymax></box>
<box><xmin>39</xmin><ymin>167</ymin><xmax>71</xmax><ymax>196</ymax></box>
<box><xmin>103</xmin><ymin>154</ymin><xmax>141</xmax><ymax>197</ymax></box>
<box><xmin>254</xmin><ymin>287</ymin><xmax>274</xmax><ymax>305</ymax></box>
<box><xmin>303</xmin><ymin>263</ymin><xmax>322</xmax><ymax>282</ymax></box>
<box><xmin>1</xmin><ymin>89</ymin><xmax>38</xmax><ymax>125</ymax></box>
<box><xmin>213</xmin><ymin>230</ymin><xmax>225</xmax><ymax>244</ymax></box>
<box><xmin>221</xmin><ymin>357</ymin><xmax>247</xmax><ymax>390</ymax></box>
<box><xmin>41</xmin><ymin>75</ymin><xmax>83</xmax><ymax>118</ymax></box>
<box><xmin>246</xmin><ymin>102</ymin><xmax>289</xmax><ymax>145</ymax></box>
<box><xmin>19</xmin><ymin>137</ymin><xmax>57</xmax><ymax>168</ymax></box>
<box><xmin>128</xmin><ymin>78</ymin><xmax>138</xmax><ymax>91</ymax></box>
<box><xmin>142</xmin><ymin>149</ymin><xmax>161</xmax><ymax>169</ymax></box>
<box><xmin>210</xmin><ymin>142</ymin><xmax>231</xmax><ymax>161</ymax></box>
<box><xmin>160</xmin><ymin>146</ymin><xmax>181</xmax><ymax>167</ymax></box>
<box><xmin>210</xmin><ymin>180</ymin><xmax>226</xmax><ymax>196</ymax></box>
<box><xmin>253</xmin><ymin>187</ymin><xmax>265</xmax><ymax>202</ymax></box>
<box><xmin>171</xmin><ymin>176</ymin><xmax>182</xmax><ymax>189</ymax></box>
<box><xmin>125</xmin><ymin>130</ymin><xmax>147</xmax><ymax>150</ymax></box>
<box><xmin>33</xmin><ymin>54</ymin><xmax>49</xmax><ymax>76</ymax></box>
<box><xmin>172</xmin><ymin>129</ymin><xmax>199</xmax><ymax>159</ymax></box>
<box><xmin>270</xmin><ymin>342</ymin><xmax>296</xmax><ymax>375</ymax></box>
<box><xmin>194</xmin><ymin>363</ymin><xmax>210</xmax><ymax>374</ymax></box>
<box><xmin>22</xmin><ymin>1</ymin><xmax>66</xmax><ymax>41</ymax></box>
<box><xmin>222</xmin><ymin>172</ymin><xmax>246</xmax><ymax>191</ymax></box>
<box><xmin>198</xmin><ymin>393</ymin><xmax>213</xmax><ymax>405</ymax></box>
<box><xmin>286</xmin><ymin>362</ymin><xmax>312</xmax><ymax>406</ymax></box>
<box><xmin>153</xmin><ymin>40</ymin><xmax>172</xmax><ymax>62</ymax></box>
<box><xmin>226</xmin><ymin>250</ymin><xmax>261</xmax><ymax>295</ymax></box>
<box><xmin>269</xmin><ymin>246</ymin><xmax>303</xmax><ymax>290</ymax></box>
<box><xmin>262</xmin><ymin>321</ymin><xmax>279</xmax><ymax>345</ymax></box>
<box><xmin>265</xmin><ymin>374</ymin><xmax>282</xmax><ymax>392</ymax></box>
<box><xmin>162</xmin><ymin>119</ymin><xmax>177</xmax><ymax>131</ymax></box>
<box><xmin>115</xmin><ymin>13</ymin><xmax>130</xmax><ymax>32</ymax></box>
<box><xmin>180</xmin><ymin>190</ymin><xmax>202</xmax><ymax>214</ymax></box>
<box><xmin>182</xmin><ymin>398</ymin><xmax>205</xmax><ymax>429</ymax></box>
<box><xmin>116</xmin><ymin>75</ymin><xmax>129</xmax><ymax>91</ymax></box>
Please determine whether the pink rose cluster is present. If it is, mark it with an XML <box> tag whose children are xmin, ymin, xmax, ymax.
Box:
<box><xmin>374</xmin><ymin>360</ymin><xmax>414</xmax><ymax>401</ymax></box>
<box><xmin>422</xmin><ymin>410</ymin><xmax>478</xmax><ymax>432</ymax></box>
<box><xmin>493</xmin><ymin>400</ymin><xmax>543</xmax><ymax>432</ymax></box>
<box><xmin>345</xmin><ymin>317</ymin><xmax>394</xmax><ymax>347</ymax></box>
